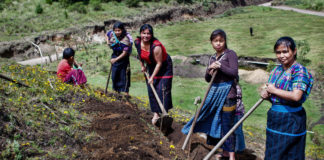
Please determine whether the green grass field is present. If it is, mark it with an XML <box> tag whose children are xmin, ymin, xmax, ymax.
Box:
<box><xmin>0</xmin><ymin>0</ymin><xmax>174</xmax><ymax>41</ymax></box>
<box><xmin>273</xmin><ymin>0</ymin><xmax>324</xmax><ymax>11</ymax></box>
<box><xmin>134</xmin><ymin>6</ymin><xmax>324</xmax><ymax>73</ymax></box>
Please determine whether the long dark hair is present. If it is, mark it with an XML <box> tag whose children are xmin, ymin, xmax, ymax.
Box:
<box><xmin>113</xmin><ymin>21</ymin><xmax>127</xmax><ymax>40</ymax></box>
<box><xmin>274</xmin><ymin>36</ymin><xmax>297</xmax><ymax>59</ymax></box>
<box><xmin>210</xmin><ymin>29</ymin><xmax>228</xmax><ymax>49</ymax></box>
<box><xmin>63</xmin><ymin>48</ymin><xmax>75</xmax><ymax>59</ymax></box>
<box><xmin>139</xmin><ymin>24</ymin><xmax>155</xmax><ymax>43</ymax></box>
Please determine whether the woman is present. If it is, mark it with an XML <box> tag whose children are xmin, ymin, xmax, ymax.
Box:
<box><xmin>105</xmin><ymin>22</ymin><xmax>132</xmax><ymax>95</ymax></box>
<box><xmin>261</xmin><ymin>37</ymin><xmax>313</xmax><ymax>160</ymax></box>
<box><xmin>134</xmin><ymin>24</ymin><xmax>173</xmax><ymax>125</ymax></box>
<box><xmin>182</xmin><ymin>29</ymin><xmax>238</xmax><ymax>160</ymax></box>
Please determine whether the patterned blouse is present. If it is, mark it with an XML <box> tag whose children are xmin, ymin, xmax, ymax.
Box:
<box><xmin>268</xmin><ymin>63</ymin><xmax>313</xmax><ymax>106</ymax></box>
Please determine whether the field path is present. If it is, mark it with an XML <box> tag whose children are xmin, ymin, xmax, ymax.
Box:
<box><xmin>259</xmin><ymin>2</ymin><xmax>324</xmax><ymax>17</ymax></box>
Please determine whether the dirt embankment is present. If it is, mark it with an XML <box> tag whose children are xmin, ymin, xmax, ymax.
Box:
<box><xmin>0</xmin><ymin>0</ymin><xmax>271</xmax><ymax>61</ymax></box>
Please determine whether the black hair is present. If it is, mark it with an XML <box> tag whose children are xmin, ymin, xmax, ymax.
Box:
<box><xmin>210</xmin><ymin>29</ymin><xmax>228</xmax><ymax>49</ymax></box>
<box><xmin>63</xmin><ymin>48</ymin><xmax>75</xmax><ymax>59</ymax></box>
<box><xmin>113</xmin><ymin>21</ymin><xmax>127</xmax><ymax>40</ymax></box>
<box><xmin>139</xmin><ymin>24</ymin><xmax>155</xmax><ymax>43</ymax></box>
<box><xmin>274</xmin><ymin>36</ymin><xmax>297</xmax><ymax>59</ymax></box>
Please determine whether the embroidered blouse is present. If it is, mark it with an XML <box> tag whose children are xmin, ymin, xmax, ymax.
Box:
<box><xmin>268</xmin><ymin>63</ymin><xmax>313</xmax><ymax>106</ymax></box>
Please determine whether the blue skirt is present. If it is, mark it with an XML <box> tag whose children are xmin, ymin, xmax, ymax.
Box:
<box><xmin>265</xmin><ymin>105</ymin><xmax>306</xmax><ymax>160</ymax></box>
<box><xmin>111</xmin><ymin>63</ymin><xmax>130</xmax><ymax>93</ymax></box>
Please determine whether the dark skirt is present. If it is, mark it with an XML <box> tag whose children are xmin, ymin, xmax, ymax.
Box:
<box><xmin>207</xmin><ymin>98</ymin><xmax>236</xmax><ymax>152</ymax></box>
<box><xmin>234</xmin><ymin>114</ymin><xmax>245</xmax><ymax>152</ymax></box>
<box><xmin>147</xmin><ymin>55</ymin><xmax>173</xmax><ymax>113</ymax></box>
<box><xmin>265</xmin><ymin>105</ymin><xmax>306</xmax><ymax>160</ymax></box>
<box><xmin>111</xmin><ymin>63</ymin><xmax>130</xmax><ymax>93</ymax></box>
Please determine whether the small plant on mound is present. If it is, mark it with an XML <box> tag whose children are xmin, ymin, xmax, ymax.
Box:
<box><xmin>35</xmin><ymin>3</ymin><xmax>44</xmax><ymax>14</ymax></box>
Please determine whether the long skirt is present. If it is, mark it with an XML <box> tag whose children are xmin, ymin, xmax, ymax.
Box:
<box><xmin>147</xmin><ymin>55</ymin><xmax>173</xmax><ymax>113</ymax></box>
<box><xmin>234</xmin><ymin>114</ymin><xmax>245</xmax><ymax>152</ymax></box>
<box><xmin>111</xmin><ymin>63</ymin><xmax>130</xmax><ymax>93</ymax></box>
<box><xmin>206</xmin><ymin>98</ymin><xmax>236</xmax><ymax>152</ymax></box>
<box><xmin>265</xmin><ymin>104</ymin><xmax>306</xmax><ymax>160</ymax></box>
<box><xmin>147</xmin><ymin>76</ymin><xmax>172</xmax><ymax>113</ymax></box>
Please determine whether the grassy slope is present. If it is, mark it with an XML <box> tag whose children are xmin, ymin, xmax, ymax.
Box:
<box><xmin>152</xmin><ymin>6</ymin><xmax>324</xmax><ymax>71</ymax></box>
<box><xmin>0</xmin><ymin>0</ymin><xmax>172</xmax><ymax>41</ymax></box>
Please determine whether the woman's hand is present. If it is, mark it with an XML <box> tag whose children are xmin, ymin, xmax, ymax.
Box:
<box><xmin>141</xmin><ymin>66</ymin><xmax>146</xmax><ymax>72</ymax></box>
<box><xmin>110</xmin><ymin>58</ymin><xmax>117</xmax><ymax>64</ymax></box>
<box><xmin>261</xmin><ymin>89</ymin><xmax>270</xmax><ymax>99</ymax></box>
<box><xmin>209</xmin><ymin>61</ymin><xmax>221</xmax><ymax>70</ymax></box>
<box><xmin>209</xmin><ymin>69</ymin><xmax>215</xmax><ymax>75</ymax></box>
<box><xmin>266</xmin><ymin>84</ymin><xmax>277</xmax><ymax>94</ymax></box>
<box><xmin>148</xmin><ymin>77</ymin><xmax>154</xmax><ymax>85</ymax></box>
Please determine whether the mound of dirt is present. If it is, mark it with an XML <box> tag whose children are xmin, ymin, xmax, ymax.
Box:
<box><xmin>79</xmin><ymin>91</ymin><xmax>262</xmax><ymax>159</ymax></box>
<box><xmin>239</xmin><ymin>69</ymin><xmax>269</xmax><ymax>84</ymax></box>
<box><xmin>80</xmin><ymin>97</ymin><xmax>187</xmax><ymax>159</ymax></box>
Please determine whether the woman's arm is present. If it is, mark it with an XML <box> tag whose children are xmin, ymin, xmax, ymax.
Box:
<box><xmin>219</xmin><ymin>51</ymin><xmax>238</xmax><ymax>78</ymax></box>
<box><xmin>148</xmin><ymin>46</ymin><xmax>163</xmax><ymax>84</ymax></box>
<box><xmin>266</xmin><ymin>83</ymin><xmax>304</xmax><ymax>102</ymax></box>
<box><xmin>111</xmin><ymin>50</ymin><xmax>128</xmax><ymax>64</ymax></box>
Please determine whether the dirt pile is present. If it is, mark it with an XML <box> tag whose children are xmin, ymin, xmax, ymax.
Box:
<box><xmin>239</xmin><ymin>69</ymin><xmax>269</xmax><ymax>84</ymax></box>
<box><xmin>80</xmin><ymin>96</ymin><xmax>187</xmax><ymax>159</ymax></box>
<box><xmin>79</xmin><ymin>91</ymin><xmax>262</xmax><ymax>160</ymax></box>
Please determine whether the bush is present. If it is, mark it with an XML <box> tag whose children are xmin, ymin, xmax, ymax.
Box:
<box><xmin>64</xmin><ymin>10</ymin><xmax>69</xmax><ymax>19</ymax></box>
<box><xmin>46</xmin><ymin>0</ymin><xmax>53</xmax><ymax>5</ymax></box>
<box><xmin>296</xmin><ymin>40</ymin><xmax>311</xmax><ymax>66</ymax></box>
<box><xmin>125</xmin><ymin>0</ymin><xmax>140</xmax><ymax>7</ymax></box>
<box><xmin>35</xmin><ymin>3</ymin><xmax>43</xmax><ymax>14</ymax></box>
<box><xmin>68</xmin><ymin>2</ymin><xmax>88</xmax><ymax>14</ymax></box>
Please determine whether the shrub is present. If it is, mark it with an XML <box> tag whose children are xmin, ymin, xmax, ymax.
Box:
<box><xmin>125</xmin><ymin>0</ymin><xmax>140</xmax><ymax>7</ymax></box>
<box><xmin>46</xmin><ymin>0</ymin><xmax>53</xmax><ymax>5</ymax></box>
<box><xmin>64</xmin><ymin>10</ymin><xmax>69</xmax><ymax>19</ymax></box>
<box><xmin>35</xmin><ymin>3</ymin><xmax>43</xmax><ymax>14</ymax></box>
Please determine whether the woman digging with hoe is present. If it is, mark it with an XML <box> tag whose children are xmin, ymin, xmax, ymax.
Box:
<box><xmin>134</xmin><ymin>24</ymin><xmax>173</xmax><ymax>127</ymax></box>
<box><xmin>261</xmin><ymin>37</ymin><xmax>313</xmax><ymax>160</ymax></box>
<box><xmin>182</xmin><ymin>29</ymin><xmax>238</xmax><ymax>160</ymax></box>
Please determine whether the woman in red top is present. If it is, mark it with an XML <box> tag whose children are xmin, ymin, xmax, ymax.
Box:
<box><xmin>134</xmin><ymin>24</ymin><xmax>173</xmax><ymax>125</ymax></box>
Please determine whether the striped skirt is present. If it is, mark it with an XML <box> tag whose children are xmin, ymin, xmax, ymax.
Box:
<box><xmin>265</xmin><ymin>104</ymin><xmax>306</xmax><ymax>160</ymax></box>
